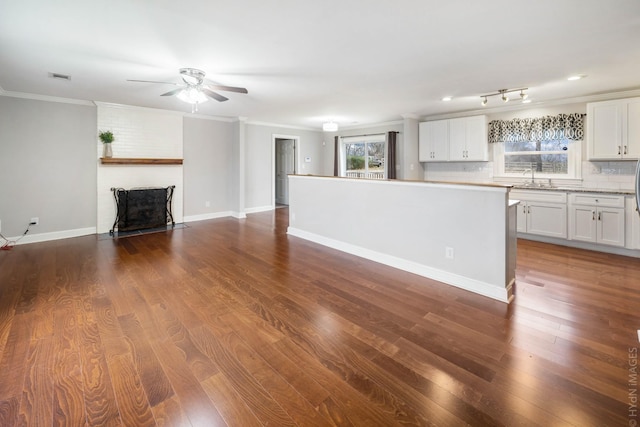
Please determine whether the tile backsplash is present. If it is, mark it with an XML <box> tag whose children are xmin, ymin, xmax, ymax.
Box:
<box><xmin>582</xmin><ymin>161</ymin><xmax>637</xmax><ymax>190</ymax></box>
<box><xmin>424</xmin><ymin>160</ymin><xmax>637</xmax><ymax>191</ymax></box>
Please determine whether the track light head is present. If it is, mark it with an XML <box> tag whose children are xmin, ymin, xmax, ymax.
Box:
<box><xmin>480</xmin><ymin>87</ymin><xmax>527</xmax><ymax>106</ymax></box>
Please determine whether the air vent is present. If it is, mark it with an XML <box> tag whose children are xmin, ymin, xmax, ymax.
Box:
<box><xmin>48</xmin><ymin>72</ymin><xmax>71</xmax><ymax>81</ymax></box>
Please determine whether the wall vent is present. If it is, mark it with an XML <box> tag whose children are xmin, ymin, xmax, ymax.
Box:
<box><xmin>48</xmin><ymin>72</ymin><xmax>71</xmax><ymax>81</ymax></box>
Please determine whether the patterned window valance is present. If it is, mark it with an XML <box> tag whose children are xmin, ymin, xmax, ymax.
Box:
<box><xmin>488</xmin><ymin>113</ymin><xmax>585</xmax><ymax>143</ymax></box>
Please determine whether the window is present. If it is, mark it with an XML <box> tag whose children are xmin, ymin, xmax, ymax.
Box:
<box><xmin>490</xmin><ymin>114</ymin><xmax>585</xmax><ymax>181</ymax></box>
<box><xmin>340</xmin><ymin>134</ymin><xmax>386</xmax><ymax>179</ymax></box>
<box><xmin>494</xmin><ymin>138</ymin><xmax>581</xmax><ymax>180</ymax></box>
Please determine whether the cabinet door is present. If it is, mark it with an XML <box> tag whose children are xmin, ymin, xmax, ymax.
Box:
<box><xmin>588</xmin><ymin>101</ymin><xmax>623</xmax><ymax>160</ymax></box>
<box><xmin>631</xmin><ymin>199</ymin><xmax>640</xmax><ymax>250</ymax></box>
<box><xmin>516</xmin><ymin>203</ymin><xmax>527</xmax><ymax>233</ymax></box>
<box><xmin>569</xmin><ymin>206</ymin><xmax>597</xmax><ymax>243</ymax></box>
<box><xmin>597</xmin><ymin>207</ymin><xmax>625</xmax><ymax>247</ymax></box>
<box><xmin>419</xmin><ymin>120</ymin><xmax>448</xmax><ymax>162</ymax></box>
<box><xmin>464</xmin><ymin>115</ymin><xmax>488</xmax><ymax>161</ymax></box>
<box><xmin>527</xmin><ymin>202</ymin><xmax>567</xmax><ymax>238</ymax></box>
<box><xmin>418</xmin><ymin>122</ymin><xmax>431</xmax><ymax>162</ymax></box>
<box><xmin>625</xmin><ymin>99</ymin><xmax>640</xmax><ymax>159</ymax></box>
<box><xmin>448</xmin><ymin>118</ymin><xmax>467</xmax><ymax>161</ymax></box>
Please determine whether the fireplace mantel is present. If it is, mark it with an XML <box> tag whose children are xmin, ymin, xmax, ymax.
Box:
<box><xmin>100</xmin><ymin>157</ymin><xmax>183</xmax><ymax>165</ymax></box>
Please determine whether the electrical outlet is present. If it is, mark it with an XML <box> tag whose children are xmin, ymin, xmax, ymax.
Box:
<box><xmin>30</xmin><ymin>217</ymin><xmax>39</xmax><ymax>225</ymax></box>
<box><xmin>445</xmin><ymin>247</ymin><xmax>454</xmax><ymax>259</ymax></box>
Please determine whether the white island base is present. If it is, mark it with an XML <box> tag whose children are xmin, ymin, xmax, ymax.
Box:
<box><xmin>287</xmin><ymin>175</ymin><xmax>517</xmax><ymax>303</ymax></box>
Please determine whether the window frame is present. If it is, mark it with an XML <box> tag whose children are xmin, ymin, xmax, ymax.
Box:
<box><xmin>339</xmin><ymin>134</ymin><xmax>387</xmax><ymax>179</ymax></box>
<box><xmin>493</xmin><ymin>138</ymin><xmax>582</xmax><ymax>182</ymax></box>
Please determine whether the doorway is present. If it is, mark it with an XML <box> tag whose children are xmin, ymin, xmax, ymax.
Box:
<box><xmin>273</xmin><ymin>135</ymin><xmax>299</xmax><ymax>206</ymax></box>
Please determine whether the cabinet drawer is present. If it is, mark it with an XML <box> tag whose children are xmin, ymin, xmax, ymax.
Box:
<box><xmin>509</xmin><ymin>190</ymin><xmax>567</xmax><ymax>204</ymax></box>
<box><xmin>569</xmin><ymin>193</ymin><xmax>625</xmax><ymax>208</ymax></box>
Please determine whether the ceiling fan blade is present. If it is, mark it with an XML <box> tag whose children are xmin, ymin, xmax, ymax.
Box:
<box><xmin>160</xmin><ymin>88</ymin><xmax>184</xmax><ymax>96</ymax></box>
<box><xmin>202</xmin><ymin>88</ymin><xmax>228</xmax><ymax>102</ymax></box>
<box><xmin>127</xmin><ymin>79</ymin><xmax>180</xmax><ymax>85</ymax></box>
<box><xmin>205</xmin><ymin>84</ymin><xmax>248</xmax><ymax>94</ymax></box>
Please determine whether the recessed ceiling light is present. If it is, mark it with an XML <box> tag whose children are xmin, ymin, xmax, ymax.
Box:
<box><xmin>568</xmin><ymin>75</ymin><xmax>586</xmax><ymax>81</ymax></box>
<box><xmin>442</xmin><ymin>96</ymin><xmax>452</xmax><ymax>101</ymax></box>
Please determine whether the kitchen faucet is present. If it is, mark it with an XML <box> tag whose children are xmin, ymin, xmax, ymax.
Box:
<box><xmin>522</xmin><ymin>166</ymin><xmax>535</xmax><ymax>186</ymax></box>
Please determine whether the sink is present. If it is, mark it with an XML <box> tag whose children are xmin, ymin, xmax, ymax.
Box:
<box><xmin>513</xmin><ymin>182</ymin><xmax>555</xmax><ymax>190</ymax></box>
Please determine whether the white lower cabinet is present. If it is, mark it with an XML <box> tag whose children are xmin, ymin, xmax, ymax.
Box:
<box><xmin>511</xmin><ymin>190</ymin><xmax>567</xmax><ymax>238</ymax></box>
<box><xmin>569</xmin><ymin>194</ymin><xmax>625</xmax><ymax>247</ymax></box>
<box><xmin>627</xmin><ymin>197</ymin><xmax>640</xmax><ymax>250</ymax></box>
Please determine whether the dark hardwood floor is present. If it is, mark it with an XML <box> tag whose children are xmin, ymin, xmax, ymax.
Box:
<box><xmin>1</xmin><ymin>207</ymin><xmax>639</xmax><ymax>426</ymax></box>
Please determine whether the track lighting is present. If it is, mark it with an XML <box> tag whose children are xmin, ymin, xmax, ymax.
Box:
<box><xmin>480</xmin><ymin>88</ymin><xmax>528</xmax><ymax>106</ymax></box>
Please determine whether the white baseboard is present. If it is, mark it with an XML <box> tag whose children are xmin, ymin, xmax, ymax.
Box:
<box><xmin>518</xmin><ymin>233</ymin><xmax>640</xmax><ymax>258</ymax></box>
<box><xmin>13</xmin><ymin>227</ymin><xmax>97</xmax><ymax>245</ymax></box>
<box><xmin>245</xmin><ymin>205</ymin><xmax>274</xmax><ymax>214</ymax></box>
<box><xmin>183</xmin><ymin>211</ymin><xmax>233</xmax><ymax>223</ymax></box>
<box><xmin>230</xmin><ymin>211</ymin><xmax>247</xmax><ymax>219</ymax></box>
<box><xmin>287</xmin><ymin>227</ymin><xmax>509</xmax><ymax>303</ymax></box>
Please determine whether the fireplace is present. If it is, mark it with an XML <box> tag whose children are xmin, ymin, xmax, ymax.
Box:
<box><xmin>110</xmin><ymin>186</ymin><xmax>175</xmax><ymax>235</ymax></box>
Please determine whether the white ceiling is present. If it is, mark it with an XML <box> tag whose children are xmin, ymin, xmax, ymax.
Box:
<box><xmin>1</xmin><ymin>0</ymin><xmax>639</xmax><ymax>129</ymax></box>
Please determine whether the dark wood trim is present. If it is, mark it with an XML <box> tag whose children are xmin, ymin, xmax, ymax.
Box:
<box><xmin>100</xmin><ymin>157</ymin><xmax>183</xmax><ymax>165</ymax></box>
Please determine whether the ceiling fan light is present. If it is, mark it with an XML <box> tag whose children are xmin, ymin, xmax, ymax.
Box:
<box><xmin>520</xmin><ymin>90</ymin><xmax>528</xmax><ymax>100</ymax></box>
<box><xmin>323</xmin><ymin>121</ymin><xmax>338</xmax><ymax>132</ymax></box>
<box><xmin>502</xmin><ymin>94</ymin><xmax>509</xmax><ymax>103</ymax></box>
<box><xmin>177</xmin><ymin>87</ymin><xmax>208</xmax><ymax>104</ymax></box>
<box><xmin>481</xmin><ymin>96</ymin><xmax>488</xmax><ymax>106</ymax></box>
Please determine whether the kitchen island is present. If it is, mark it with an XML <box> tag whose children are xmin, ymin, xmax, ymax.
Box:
<box><xmin>287</xmin><ymin>175</ymin><xmax>517</xmax><ymax>303</ymax></box>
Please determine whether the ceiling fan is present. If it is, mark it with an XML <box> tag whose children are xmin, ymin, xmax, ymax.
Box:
<box><xmin>127</xmin><ymin>68</ymin><xmax>248</xmax><ymax>111</ymax></box>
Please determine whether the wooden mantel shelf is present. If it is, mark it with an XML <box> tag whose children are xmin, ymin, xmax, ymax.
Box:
<box><xmin>100</xmin><ymin>157</ymin><xmax>183</xmax><ymax>165</ymax></box>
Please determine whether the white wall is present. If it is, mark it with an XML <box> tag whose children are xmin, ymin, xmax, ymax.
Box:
<box><xmin>96</xmin><ymin>103</ymin><xmax>184</xmax><ymax>233</ymax></box>
<box><xmin>183</xmin><ymin>117</ymin><xmax>234</xmax><ymax>220</ymax></box>
<box><xmin>245</xmin><ymin>123</ymin><xmax>324</xmax><ymax>211</ymax></box>
<box><xmin>288</xmin><ymin>175</ymin><xmax>513</xmax><ymax>302</ymax></box>
<box><xmin>0</xmin><ymin>96</ymin><xmax>97</xmax><ymax>239</ymax></box>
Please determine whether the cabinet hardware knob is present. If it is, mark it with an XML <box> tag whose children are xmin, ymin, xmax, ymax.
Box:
<box><xmin>624</xmin><ymin>145</ymin><xmax>628</xmax><ymax>155</ymax></box>
<box><xmin>598</xmin><ymin>212</ymin><xmax>601</xmax><ymax>221</ymax></box>
<box><xmin>592</xmin><ymin>211</ymin><xmax>595</xmax><ymax>220</ymax></box>
<box><xmin>618</xmin><ymin>146</ymin><xmax>621</xmax><ymax>155</ymax></box>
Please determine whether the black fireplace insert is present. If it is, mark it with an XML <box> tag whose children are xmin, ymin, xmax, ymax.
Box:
<box><xmin>110</xmin><ymin>186</ymin><xmax>175</xmax><ymax>235</ymax></box>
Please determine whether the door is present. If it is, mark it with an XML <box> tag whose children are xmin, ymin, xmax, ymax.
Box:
<box><xmin>275</xmin><ymin>139</ymin><xmax>295</xmax><ymax>205</ymax></box>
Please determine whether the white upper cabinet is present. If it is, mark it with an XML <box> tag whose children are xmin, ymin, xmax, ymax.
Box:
<box><xmin>419</xmin><ymin>115</ymin><xmax>487</xmax><ymax>162</ymax></box>
<box><xmin>419</xmin><ymin>120</ymin><xmax>448</xmax><ymax>162</ymax></box>
<box><xmin>588</xmin><ymin>97</ymin><xmax>640</xmax><ymax>160</ymax></box>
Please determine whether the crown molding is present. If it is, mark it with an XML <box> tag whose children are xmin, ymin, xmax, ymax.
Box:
<box><xmin>0</xmin><ymin>89</ymin><xmax>95</xmax><ymax>106</ymax></box>
<box><xmin>340</xmin><ymin>119</ymin><xmax>404</xmax><ymax>131</ymax></box>
<box><xmin>245</xmin><ymin>120</ymin><xmax>318</xmax><ymax>131</ymax></box>
<box><xmin>93</xmin><ymin>101</ymin><xmax>188</xmax><ymax>116</ymax></box>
